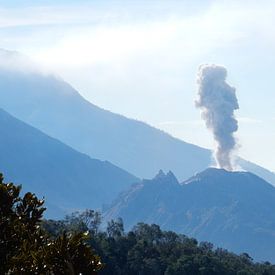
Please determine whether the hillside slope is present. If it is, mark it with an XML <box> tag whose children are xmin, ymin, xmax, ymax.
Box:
<box><xmin>0</xmin><ymin>108</ymin><xmax>138</xmax><ymax>217</ymax></box>
<box><xmin>104</xmin><ymin>168</ymin><xmax>275</xmax><ymax>262</ymax></box>
<box><xmin>0</xmin><ymin>49</ymin><xmax>274</xmax><ymax>184</ymax></box>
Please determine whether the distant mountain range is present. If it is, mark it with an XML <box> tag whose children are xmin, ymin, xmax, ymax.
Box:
<box><xmin>0</xmin><ymin>108</ymin><xmax>138</xmax><ymax>217</ymax></box>
<box><xmin>104</xmin><ymin>168</ymin><xmax>275</xmax><ymax>262</ymax></box>
<box><xmin>1</xmin><ymin>48</ymin><xmax>275</xmax><ymax>263</ymax></box>
<box><xmin>0</xmin><ymin>49</ymin><xmax>274</xmax><ymax>185</ymax></box>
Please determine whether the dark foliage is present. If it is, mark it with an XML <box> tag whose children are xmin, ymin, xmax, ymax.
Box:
<box><xmin>1</xmin><ymin>170</ymin><xmax>274</xmax><ymax>275</ymax></box>
<box><xmin>0</xmin><ymin>174</ymin><xmax>102</xmax><ymax>274</ymax></box>
<box><xmin>43</xmin><ymin>210</ymin><xmax>275</xmax><ymax>275</ymax></box>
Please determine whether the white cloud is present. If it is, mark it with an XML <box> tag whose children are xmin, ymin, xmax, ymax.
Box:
<box><xmin>32</xmin><ymin>22</ymin><xmax>178</xmax><ymax>67</ymax></box>
<box><xmin>24</xmin><ymin>1</ymin><xmax>275</xmax><ymax>71</ymax></box>
<box><xmin>0</xmin><ymin>5</ymin><xmax>108</xmax><ymax>28</ymax></box>
<box><xmin>1</xmin><ymin>1</ymin><xmax>274</xmax><ymax>73</ymax></box>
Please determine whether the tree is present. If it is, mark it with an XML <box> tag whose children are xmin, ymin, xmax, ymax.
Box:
<box><xmin>63</xmin><ymin>209</ymin><xmax>102</xmax><ymax>235</ymax></box>
<box><xmin>107</xmin><ymin>218</ymin><xmax>124</xmax><ymax>239</ymax></box>
<box><xmin>0</xmin><ymin>173</ymin><xmax>103</xmax><ymax>274</ymax></box>
<box><xmin>41</xmin><ymin>211</ymin><xmax>275</xmax><ymax>275</ymax></box>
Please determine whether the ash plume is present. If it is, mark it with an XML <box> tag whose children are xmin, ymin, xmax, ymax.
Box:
<box><xmin>195</xmin><ymin>64</ymin><xmax>239</xmax><ymax>171</ymax></box>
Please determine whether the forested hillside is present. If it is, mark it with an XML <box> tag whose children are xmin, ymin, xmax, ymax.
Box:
<box><xmin>44</xmin><ymin>210</ymin><xmax>275</xmax><ymax>275</ymax></box>
<box><xmin>2</xmin><ymin>173</ymin><xmax>275</xmax><ymax>274</ymax></box>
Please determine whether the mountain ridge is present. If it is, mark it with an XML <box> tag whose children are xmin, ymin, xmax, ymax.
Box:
<box><xmin>104</xmin><ymin>168</ymin><xmax>275</xmax><ymax>262</ymax></box>
<box><xmin>1</xmin><ymin>48</ymin><xmax>274</xmax><ymax>185</ymax></box>
<box><xmin>0</xmin><ymin>108</ymin><xmax>138</xmax><ymax>217</ymax></box>
<box><xmin>0</xmin><ymin>57</ymin><xmax>211</xmax><ymax>178</ymax></box>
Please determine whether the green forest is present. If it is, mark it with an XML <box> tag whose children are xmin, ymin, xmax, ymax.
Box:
<box><xmin>1</xmin><ymin>173</ymin><xmax>275</xmax><ymax>275</ymax></box>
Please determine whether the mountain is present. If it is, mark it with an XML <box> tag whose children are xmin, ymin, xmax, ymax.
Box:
<box><xmin>104</xmin><ymin>168</ymin><xmax>275</xmax><ymax>262</ymax></box>
<box><xmin>0</xmin><ymin>48</ymin><xmax>274</xmax><ymax>185</ymax></box>
<box><xmin>0</xmin><ymin>108</ymin><xmax>138</xmax><ymax>217</ymax></box>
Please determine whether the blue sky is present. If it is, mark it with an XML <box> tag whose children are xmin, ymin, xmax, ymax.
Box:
<box><xmin>0</xmin><ymin>0</ymin><xmax>274</xmax><ymax>171</ymax></box>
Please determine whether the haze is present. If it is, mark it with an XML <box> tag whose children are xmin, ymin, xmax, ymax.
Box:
<box><xmin>0</xmin><ymin>0</ymin><xmax>274</xmax><ymax>171</ymax></box>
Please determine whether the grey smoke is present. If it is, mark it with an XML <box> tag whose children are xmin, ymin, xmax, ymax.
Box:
<box><xmin>195</xmin><ymin>64</ymin><xmax>239</xmax><ymax>171</ymax></box>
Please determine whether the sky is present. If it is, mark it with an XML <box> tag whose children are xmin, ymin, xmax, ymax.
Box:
<box><xmin>0</xmin><ymin>0</ymin><xmax>274</xmax><ymax>172</ymax></box>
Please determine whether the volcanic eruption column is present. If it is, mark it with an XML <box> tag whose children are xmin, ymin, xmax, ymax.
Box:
<box><xmin>195</xmin><ymin>64</ymin><xmax>239</xmax><ymax>171</ymax></box>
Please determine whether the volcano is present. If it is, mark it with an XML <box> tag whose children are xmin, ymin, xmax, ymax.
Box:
<box><xmin>104</xmin><ymin>168</ymin><xmax>275</xmax><ymax>262</ymax></box>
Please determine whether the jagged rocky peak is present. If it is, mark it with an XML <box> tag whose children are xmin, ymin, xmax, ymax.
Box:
<box><xmin>154</xmin><ymin>169</ymin><xmax>166</xmax><ymax>179</ymax></box>
<box><xmin>166</xmin><ymin>170</ymin><xmax>179</xmax><ymax>183</ymax></box>
<box><xmin>151</xmin><ymin>169</ymin><xmax>179</xmax><ymax>185</ymax></box>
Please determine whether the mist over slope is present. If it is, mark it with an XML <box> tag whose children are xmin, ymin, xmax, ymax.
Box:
<box><xmin>104</xmin><ymin>168</ymin><xmax>275</xmax><ymax>262</ymax></box>
<box><xmin>0</xmin><ymin>48</ymin><xmax>274</xmax><ymax>185</ymax></box>
<box><xmin>0</xmin><ymin>108</ymin><xmax>138</xmax><ymax>217</ymax></box>
<box><xmin>0</xmin><ymin>49</ymin><xmax>210</xmax><ymax>180</ymax></box>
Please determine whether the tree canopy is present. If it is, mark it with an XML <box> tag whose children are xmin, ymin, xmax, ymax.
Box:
<box><xmin>0</xmin><ymin>173</ymin><xmax>102</xmax><ymax>274</ymax></box>
<box><xmin>44</xmin><ymin>211</ymin><xmax>275</xmax><ymax>275</ymax></box>
<box><xmin>1</xmin><ymin>172</ymin><xmax>275</xmax><ymax>275</ymax></box>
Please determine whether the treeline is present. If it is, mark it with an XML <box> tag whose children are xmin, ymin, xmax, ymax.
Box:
<box><xmin>43</xmin><ymin>210</ymin><xmax>275</xmax><ymax>275</ymax></box>
<box><xmin>1</xmin><ymin>173</ymin><xmax>275</xmax><ymax>275</ymax></box>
